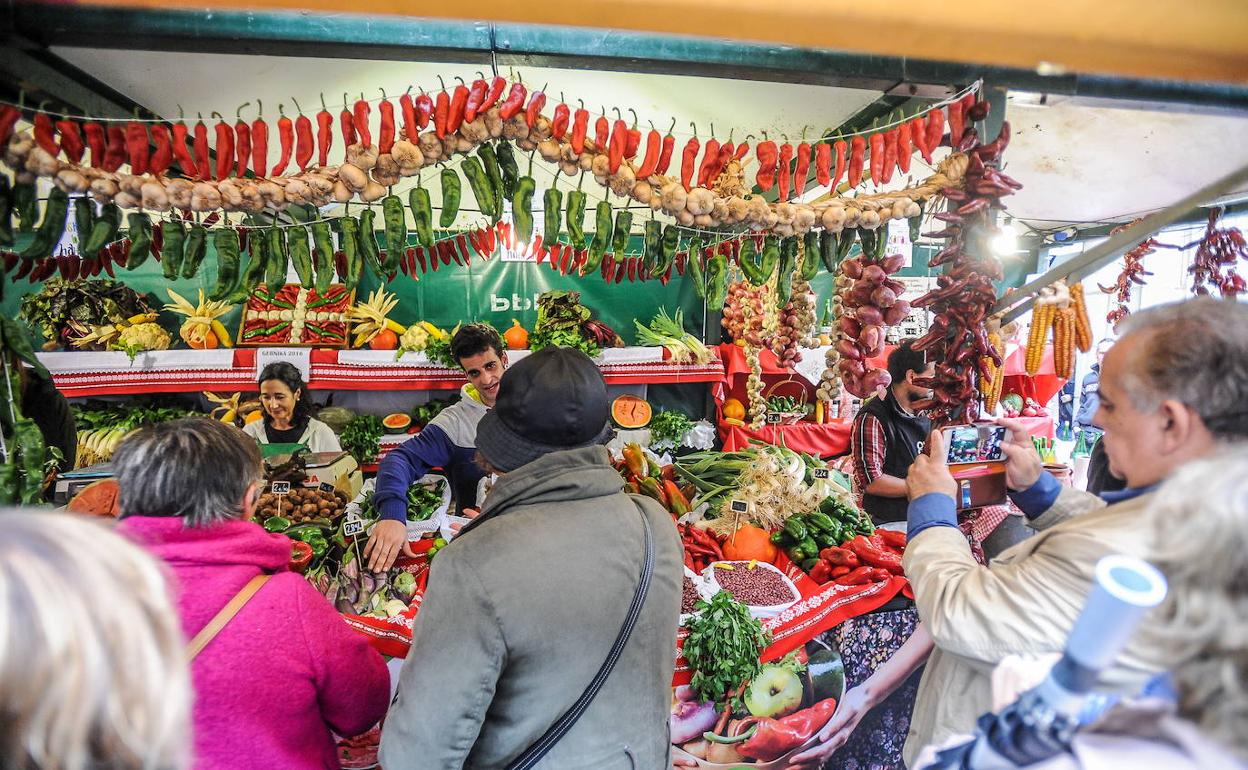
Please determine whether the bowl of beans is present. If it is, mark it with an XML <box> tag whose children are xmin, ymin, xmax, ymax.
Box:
<box><xmin>680</xmin><ymin>566</ymin><xmax>716</xmax><ymax>623</ymax></box>
<box><xmin>704</xmin><ymin>560</ymin><xmax>800</xmax><ymax>619</ymax></box>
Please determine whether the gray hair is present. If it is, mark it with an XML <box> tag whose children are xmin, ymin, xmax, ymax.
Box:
<box><xmin>113</xmin><ymin>417</ymin><xmax>262</xmax><ymax>527</ymax></box>
<box><xmin>1142</xmin><ymin>448</ymin><xmax>1248</xmax><ymax>758</ymax></box>
<box><xmin>1116</xmin><ymin>297</ymin><xmax>1248</xmax><ymax>441</ymax></box>
<box><xmin>0</xmin><ymin>510</ymin><xmax>190</xmax><ymax>770</ymax></box>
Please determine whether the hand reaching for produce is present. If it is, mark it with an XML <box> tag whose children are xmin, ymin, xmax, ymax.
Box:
<box><xmin>905</xmin><ymin>430</ymin><xmax>957</xmax><ymax>501</ymax></box>
<box><xmin>363</xmin><ymin>519</ymin><xmax>415</xmax><ymax>572</ymax></box>
<box><xmin>994</xmin><ymin>417</ymin><xmax>1044</xmax><ymax>491</ymax></box>
<box><xmin>785</xmin><ymin>684</ymin><xmax>876</xmax><ymax>768</ymax></box>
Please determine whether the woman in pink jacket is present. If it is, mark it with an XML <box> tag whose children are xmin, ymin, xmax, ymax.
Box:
<box><xmin>114</xmin><ymin>417</ymin><xmax>389</xmax><ymax>770</ymax></box>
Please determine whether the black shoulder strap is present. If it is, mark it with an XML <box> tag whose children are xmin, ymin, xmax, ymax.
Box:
<box><xmin>505</xmin><ymin>498</ymin><xmax>655</xmax><ymax>770</ymax></box>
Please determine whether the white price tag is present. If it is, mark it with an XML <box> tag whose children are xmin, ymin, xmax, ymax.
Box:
<box><xmin>269</xmin><ymin>481</ymin><xmax>291</xmax><ymax>494</ymax></box>
<box><xmin>343</xmin><ymin>513</ymin><xmax>365</xmax><ymax>537</ymax></box>
<box><xmin>255</xmin><ymin>347</ymin><xmax>311</xmax><ymax>382</ymax></box>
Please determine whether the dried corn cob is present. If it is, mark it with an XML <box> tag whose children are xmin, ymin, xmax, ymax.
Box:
<box><xmin>1070</xmin><ymin>282</ymin><xmax>1093</xmax><ymax>352</ymax></box>
<box><xmin>983</xmin><ymin>330</ymin><xmax>1006</xmax><ymax>413</ymax></box>
<box><xmin>1053</xmin><ymin>307</ymin><xmax>1076</xmax><ymax>379</ymax></box>
<box><xmin>1025</xmin><ymin>301</ymin><xmax>1052</xmax><ymax>375</ymax></box>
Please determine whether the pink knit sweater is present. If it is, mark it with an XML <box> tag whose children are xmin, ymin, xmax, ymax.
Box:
<box><xmin>119</xmin><ymin>516</ymin><xmax>389</xmax><ymax>770</ymax></box>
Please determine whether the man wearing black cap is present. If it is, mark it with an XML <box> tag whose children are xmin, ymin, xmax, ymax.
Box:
<box><xmin>380</xmin><ymin>346</ymin><xmax>683</xmax><ymax>768</ymax></box>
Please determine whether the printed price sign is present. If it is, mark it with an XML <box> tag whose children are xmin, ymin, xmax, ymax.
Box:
<box><xmin>813</xmin><ymin>468</ymin><xmax>830</xmax><ymax>480</ymax></box>
<box><xmin>730</xmin><ymin>500</ymin><xmax>749</xmax><ymax>514</ymax></box>
<box><xmin>766</xmin><ymin>413</ymin><xmax>783</xmax><ymax>425</ymax></box>
<box><xmin>319</xmin><ymin>482</ymin><xmax>336</xmax><ymax>493</ymax></box>
<box><xmin>343</xmin><ymin>513</ymin><xmax>365</xmax><ymax>537</ymax></box>
<box><xmin>270</xmin><ymin>481</ymin><xmax>291</xmax><ymax>494</ymax></box>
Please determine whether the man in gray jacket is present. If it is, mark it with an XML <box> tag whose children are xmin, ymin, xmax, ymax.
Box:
<box><xmin>380</xmin><ymin>346</ymin><xmax>683</xmax><ymax>769</ymax></box>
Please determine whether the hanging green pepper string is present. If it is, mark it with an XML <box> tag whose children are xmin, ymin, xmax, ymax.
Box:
<box><xmin>706</xmin><ymin>251</ymin><xmax>729</xmax><ymax>310</ymax></box>
<box><xmin>381</xmin><ymin>195</ymin><xmax>406</xmax><ymax>272</ymax></box>
<box><xmin>513</xmin><ymin>176</ymin><xmax>536</xmax><ymax>245</ymax></box>
<box><xmin>581</xmin><ymin>200</ymin><xmax>613</xmax><ymax>276</ymax></box>
<box><xmin>439</xmin><ymin>167</ymin><xmax>461</xmax><ymax>228</ymax></box>
<box><xmin>543</xmin><ymin>187</ymin><xmax>562</xmax><ymax>244</ymax></box>
<box><xmin>83</xmin><ymin>202</ymin><xmax>120</xmax><ymax>255</ymax></box>
<box><xmin>337</xmin><ymin>216</ymin><xmax>362</xmax><ymax>290</ymax></box>
<box><xmin>287</xmin><ymin>224</ymin><xmax>314</xmax><ymax>288</ymax></box>
<box><xmin>565</xmin><ymin>189</ymin><xmax>587</xmax><ymax>249</ymax></box>
<box><xmin>835</xmin><ymin>228</ymin><xmax>857</xmax><ymax>262</ymax></box>
<box><xmin>686</xmin><ymin>236</ymin><xmax>706</xmax><ymax>299</ymax></box>
<box><xmin>655</xmin><ymin>223</ymin><xmax>678</xmax><ymax>276</ymax></box>
<box><xmin>857</xmin><ymin>227</ymin><xmax>877</xmax><ymax>263</ymax></box>
<box><xmin>311</xmin><ymin>221</ymin><xmax>335</xmax><ymax>294</ymax></box>
<box><xmin>610</xmin><ymin>209</ymin><xmax>632</xmax><ymax>259</ymax></box>
<box><xmin>642</xmin><ymin>220</ymin><xmax>662</xmax><ymax>272</ymax></box>
<box><xmin>872</xmin><ymin>225</ymin><xmax>888</xmax><ymax>261</ymax></box>
<box><xmin>409</xmin><ymin>185</ymin><xmax>435</xmax><ymax>248</ymax></box>
<box><xmin>0</xmin><ymin>177</ymin><xmax>13</xmax><ymax>247</ymax></box>
<box><xmin>820</xmin><ymin>230</ymin><xmax>838</xmax><ymax>273</ymax></box>
<box><xmin>800</xmin><ymin>231</ymin><xmax>821</xmax><ymax>281</ymax></box>
<box><xmin>758</xmin><ymin>236</ymin><xmax>782</xmax><ymax>286</ymax></box>
<box><xmin>209</xmin><ymin>227</ymin><xmax>242</xmax><ymax>300</ymax></box>
<box><xmin>122</xmin><ymin>212</ymin><xmax>152</xmax><ymax>270</ymax></box>
<box><xmin>160</xmin><ymin>220</ymin><xmax>186</xmax><ymax>280</ymax></box>
<box><xmin>18</xmin><ymin>188</ymin><xmax>70</xmax><ymax>261</ymax></box>
<box><xmin>776</xmin><ymin>237</ymin><xmax>798</xmax><ymax>307</ymax></box>
<box><xmin>74</xmin><ymin>198</ymin><xmax>94</xmax><ymax>248</ymax></box>
<box><xmin>460</xmin><ymin>157</ymin><xmax>497</xmax><ymax>223</ymax></box>
<box><xmin>232</xmin><ymin>230</ymin><xmax>269</xmax><ymax>303</ymax></box>
<box><xmin>358</xmin><ymin>209</ymin><xmax>385</xmax><ymax>277</ymax></box>
<box><xmin>265</xmin><ymin>224</ymin><xmax>288</xmax><ymax>289</ymax></box>
<box><xmin>12</xmin><ymin>180</ymin><xmax>36</xmax><ymax>234</ymax></box>
<box><xmin>738</xmin><ymin>237</ymin><xmax>762</xmax><ymax>285</ymax></box>
<box><xmin>476</xmin><ymin>143</ymin><xmax>504</xmax><ymax>218</ymax></box>
<box><xmin>495</xmin><ymin>140</ymin><xmax>520</xmax><ymax>199</ymax></box>
<box><xmin>180</xmin><ymin>223</ymin><xmax>209</xmax><ymax>280</ymax></box>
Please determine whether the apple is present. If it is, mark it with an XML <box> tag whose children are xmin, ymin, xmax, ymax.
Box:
<box><xmin>744</xmin><ymin>665</ymin><xmax>804</xmax><ymax>719</ymax></box>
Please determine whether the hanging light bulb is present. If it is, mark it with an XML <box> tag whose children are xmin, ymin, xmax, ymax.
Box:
<box><xmin>992</xmin><ymin>219</ymin><xmax>1021</xmax><ymax>256</ymax></box>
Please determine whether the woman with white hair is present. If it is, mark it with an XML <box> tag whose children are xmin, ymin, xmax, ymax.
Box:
<box><xmin>0</xmin><ymin>510</ymin><xmax>191</xmax><ymax>770</ymax></box>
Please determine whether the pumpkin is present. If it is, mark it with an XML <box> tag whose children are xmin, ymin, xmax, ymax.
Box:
<box><xmin>722</xmin><ymin>398</ymin><xmax>746</xmax><ymax>421</ymax></box>
<box><xmin>504</xmin><ymin>319</ymin><xmax>529</xmax><ymax>349</ymax></box>
<box><xmin>67</xmin><ymin>479</ymin><xmax>121</xmax><ymax>517</ymax></box>
<box><xmin>721</xmin><ymin>524</ymin><xmax>778</xmax><ymax>564</ymax></box>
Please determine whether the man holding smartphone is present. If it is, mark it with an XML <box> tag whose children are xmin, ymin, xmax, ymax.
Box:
<box><xmin>851</xmin><ymin>340</ymin><xmax>936</xmax><ymax>525</ymax></box>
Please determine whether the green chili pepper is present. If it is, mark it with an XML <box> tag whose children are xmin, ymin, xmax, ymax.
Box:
<box><xmin>873</xmin><ymin>225</ymin><xmax>888</xmax><ymax>260</ymax></box>
<box><xmin>74</xmin><ymin>197</ymin><xmax>94</xmax><ymax>249</ymax></box>
<box><xmin>706</xmin><ymin>253</ymin><xmax>729</xmax><ymax>311</ymax></box>
<box><xmin>265</xmin><ymin>225</ymin><xmax>287</xmax><ymax>290</ymax></box>
<box><xmin>83</xmin><ymin>202</ymin><xmax>120</xmax><ymax>254</ymax></box>
<box><xmin>209</xmin><ymin>227</ymin><xmax>242</xmax><ymax>301</ymax></box>
<box><xmin>439</xmin><ymin>168</ymin><xmax>460</xmax><ymax>228</ymax></box>
<box><xmin>123</xmin><ymin>212</ymin><xmax>152</xmax><ymax>270</ymax></box>
<box><xmin>610</xmin><ymin>209</ymin><xmax>632</xmax><ymax>258</ymax></box>
<box><xmin>655</xmin><ymin>223</ymin><xmax>678</xmax><ymax>276</ymax></box>
<box><xmin>836</xmin><ymin>228</ymin><xmax>858</xmax><ymax>262</ymax></box>
<box><xmin>231</xmin><ymin>233</ymin><xmax>269</xmax><ymax>303</ymax></box>
<box><xmin>409</xmin><ymin>186</ymin><xmax>434</xmax><ymax>248</ymax></box>
<box><xmin>495</xmin><ymin>140</ymin><xmax>520</xmax><ymax>200</ymax></box>
<box><xmin>311</xmin><ymin>221</ymin><xmax>335</xmax><ymax>294</ymax></box>
<box><xmin>358</xmin><ymin>209</ymin><xmax>384</xmax><ymax>277</ymax></box>
<box><xmin>18</xmin><ymin>188</ymin><xmax>69</xmax><ymax>261</ymax></box>
<box><xmin>820</xmin><ymin>230</ymin><xmax>838</xmax><ymax>273</ymax></box>
<box><xmin>460</xmin><ymin>157</ymin><xmax>497</xmax><ymax>222</ymax></box>
<box><xmin>777</xmin><ymin>237</ymin><xmax>798</xmax><ymax>307</ymax></box>
<box><xmin>800</xmin><ymin>231</ymin><xmax>821</xmax><ymax>281</ymax></box>
<box><xmin>582</xmin><ymin>200</ymin><xmax>613</xmax><ymax>276</ymax></box>
<box><xmin>686</xmin><ymin>236</ymin><xmax>705</xmax><ymax>299</ymax></box>
<box><xmin>0</xmin><ymin>176</ymin><xmax>13</xmax><ymax>246</ymax></box>
<box><xmin>513</xmin><ymin>176</ymin><xmax>536</xmax><ymax>245</ymax></box>
<box><xmin>307</xmin><ymin>288</ymin><xmax>345</xmax><ymax>308</ymax></box>
<box><xmin>857</xmin><ymin>227</ymin><xmax>877</xmax><ymax>263</ymax></box>
<box><xmin>181</xmin><ymin>223</ymin><xmax>209</xmax><ymax>280</ymax></box>
<box><xmin>337</xmin><ymin>216</ymin><xmax>362</xmax><ymax>291</ymax></box>
<box><xmin>306</xmin><ymin>322</ymin><xmax>344</xmax><ymax>342</ymax></box>
<box><xmin>566</xmin><ymin>190</ymin><xmax>587</xmax><ymax>249</ymax></box>
<box><xmin>12</xmin><ymin>180</ymin><xmax>36</xmax><ymax>233</ymax></box>
<box><xmin>543</xmin><ymin>187</ymin><xmax>562</xmax><ymax>244</ymax></box>
<box><xmin>286</xmin><ymin>224</ymin><xmax>313</xmax><ymax>289</ymax></box>
<box><xmin>909</xmin><ymin>201</ymin><xmax>924</xmax><ymax>243</ymax></box>
<box><xmin>477</xmin><ymin>143</ymin><xmax>504</xmax><ymax>218</ymax></box>
<box><xmin>381</xmin><ymin>195</ymin><xmax>406</xmax><ymax>273</ymax></box>
<box><xmin>737</xmin><ymin>237</ymin><xmax>761</xmax><ymax>285</ymax></box>
<box><xmin>160</xmin><ymin>220</ymin><xmax>186</xmax><ymax>280</ymax></box>
<box><xmin>642</xmin><ymin>220</ymin><xmax>662</xmax><ymax>272</ymax></box>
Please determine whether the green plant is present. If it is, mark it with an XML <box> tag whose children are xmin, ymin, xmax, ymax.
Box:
<box><xmin>339</xmin><ymin>415</ymin><xmax>384</xmax><ymax>465</ymax></box>
<box><xmin>682</xmin><ymin>590</ymin><xmax>771</xmax><ymax>707</ymax></box>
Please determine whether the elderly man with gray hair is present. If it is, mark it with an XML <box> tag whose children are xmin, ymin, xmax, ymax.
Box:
<box><xmin>897</xmin><ymin>296</ymin><xmax>1248</xmax><ymax>766</ymax></box>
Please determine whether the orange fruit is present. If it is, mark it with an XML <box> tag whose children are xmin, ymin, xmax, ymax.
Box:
<box><xmin>722</xmin><ymin>398</ymin><xmax>746</xmax><ymax>421</ymax></box>
<box><xmin>369</xmin><ymin>329</ymin><xmax>399</xmax><ymax>350</ymax></box>
<box><xmin>244</xmin><ymin>410</ymin><xmax>264</xmax><ymax>425</ymax></box>
<box><xmin>722</xmin><ymin>524</ymin><xmax>779</xmax><ymax>564</ymax></box>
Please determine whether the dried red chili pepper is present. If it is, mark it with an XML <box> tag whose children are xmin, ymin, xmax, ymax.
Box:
<box><xmin>447</xmin><ymin>85</ymin><xmax>468</xmax><ymax>134</ymax></box>
<box><xmin>635</xmin><ymin>129</ymin><xmax>660</xmax><ymax>177</ymax></box>
<box><xmin>925</xmin><ymin>108</ymin><xmax>945</xmax><ymax>154</ymax></box>
<box><xmin>848</xmin><ymin>135</ymin><xmax>865</xmax><ymax>188</ymax></box>
<box><xmin>608</xmin><ymin>119</ymin><xmax>627</xmax><ymax>174</ymax></box>
<box><xmin>104</xmin><ymin>125</ymin><xmax>128</xmax><ymax>173</ymax></box>
<box><xmin>499</xmin><ymin>82</ymin><xmax>527</xmax><ymax>120</ymax></box>
<box><xmin>455</xmin><ymin>233</ymin><xmax>470</xmax><ymax>266</ymax></box>
<box><xmin>680</xmin><ymin>137</ymin><xmax>700</xmax><ymax>192</ymax></box>
<box><xmin>33</xmin><ymin>113</ymin><xmax>59</xmax><ymax>156</ymax></box>
<box><xmin>211</xmin><ymin>114</ymin><xmax>232</xmax><ymax>180</ymax></box>
<box><xmin>733</xmin><ymin>141</ymin><xmax>749</xmax><ymax>160</ymax></box>
<box><xmin>793</xmin><ymin>142</ymin><xmax>812</xmax><ymax>197</ymax></box>
<box><xmin>755</xmin><ymin>140</ymin><xmax>778</xmax><ymax>191</ymax></box>
<box><xmin>483</xmin><ymin>76</ymin><xmax>507</xmax><ymax>112</ymax></box>
<box><xmin>908</xmin><ymin>117</ymin><xmax>929</xmax><ymax>163</ymax></box>
<box><xmin>0</xmin><ymin>106</ymin><xmax>19</xmax><ymax>150</ymax></box>
<box><xmin>126</xmin><ymin>121</ymin><xmax>150</xmax><ymax>176</ymax></box>
<box><xmin>339</xmin><ymin>103</ymin><xmax>356</xmax><ymax>148</ymax></box>
<box><xmin>84</xmin><ymin>122</ymin><xmax>106</xmax><ymax>168</ymax></box>
<box><xmin>413</xmin><ymin>93</ymin><xmax>433</xmax><ymax>130</ymax></box>
<box><xmin>234</xmin><ymin>114</ymin><xmax>251</xmax><ymax>178</ymax></box>
<box><xmin>274</xmin><ymin>106</ymin><xmax>295</xmax><ymax>176</ymax></box>
<box><xmin>696</xmin><ymin>139</ymin><xmax>720</xmax><ymax>188</ymax></box>
<box><xmin>56</xmin><ymin>119</ymin><xmax>84</xmax><ymax>165</ymax></box>
<box><xmin>881</xmin><ymin>128</ymin><xmax>898</xmax><ymax>184</ymax></box>
<box><xmin>398</xmin><ymin>93</ymin><xmax>418</xmax><ymax>143</ymax></box>
<box><xmin>570</xmin><ymin>108</ymin><xmax>589</xmax><ymax>154</ymax></box>
<box><xmin>252</xmin><ymin>109</ymin><xmax>270</xmax><ymax>176</ymax></box>
<box><xmin>464</xmin><ymin>79</ymin><xmax>488</xmax><ymax>123</ymax></box>
<box><xmin>714</xmin><ymin>142</ymin><xmax>733</xmax><ymax>183</ymax></box>
<box><xmin>868</xmin><ymin>132</ymin><xmax>885</xmax><ymax>186</ymax></box>
<box><xmin>352</xmin><ymin>99</ymin><xmax>372</xmax><ymax>147</ymax></box>
<box><xmin>433</xmin><ymin>90</ymin><xmax>449</xmax><ymax>139</ymax></box>
<box><xmin>655</xmin><ymin>132</ymin><xmax>676</xmax><ymax>175</ymax></box>
<box><xmin>148</xmin><ymin>123</ymin><xmax>172</xmax><ymax>175</ymax></box>
<box><xmin>815</xmin><ymin>142</ymin><xmax>832</xmax><ymax>187</ymax></box>
<box><xmin>377</xmin><ymin>98</ymin><xmax>396</xmax><ymax>154</ymax></box>
<box><xmin>897</xmin><ymin>122</ymin><xmax>913</xmax><ymax>174</ymax></box>
<box><xmin>948</xmin><ymin>99</ymin><xmax>966</xmax><ymax>147</ymax></box>
<box><xmin>524</xmin><ymin>89</ymin><xmax>546</xmax><ymax>129</ymax></box>
<box><xmin>777</xmin><ymin>143</ymin><xmax>793</xmax><ymax>200</ymax></box>
<box><xmin>294</xmin><ymin>111</ymin><xmax>314</xmax><ymax>170</ymax></box>
<box><xmin>169</xmin><ymin>122</ymin><xmax>194</xmax><ymax>176</ymax></box>
<box><xmin>594</xmin><ymin>115</ymin><xmax>609</xmax><ymax>150</ymax></box>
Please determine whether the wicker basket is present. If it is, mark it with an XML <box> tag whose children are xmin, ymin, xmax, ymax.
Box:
<box><xmin>764</xmin><ymin>376</ymin><xmax>809</xmax><ymax>425</ymax></box>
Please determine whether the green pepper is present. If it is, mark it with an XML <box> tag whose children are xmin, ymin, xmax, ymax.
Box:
<box><xmin>263</xmin><ymin>515</ymin><xmax>292</xmax><ymax>533</ymax></box>
<box><xmin>820</xmin><ymin>230</ymin><xmax>838</xmax><ymax>273</ymax></box>
<box><xmin>513</xmin><ymin>176</ymin><xmax>536</xmax><ymax>245</ymax></box>
<box><xmin>856</xmin><ymin>227</ymin><xmax>878</xmax><ymax>263</ymax></box>
<box><xmin>776</xmin><ymin>237</ymin><xmax>798</xmax><ymax>307</ymax></box>
<box><xmin>836</xmin><ymin>228</ymin><xmax>858</xmax><ymax>262</ymax></box>
<box><xmin>358</xmin><ymin>209</ymin><xmax>385</xmax><ymax>277</ymax></box>
<box><xmin>642</xmin><ymin>220</ymin><xmax>662</xmax><ymax>272</ymax></box>
<box><xmin>18</xmin><ymin>188</ymin><xmax>69</xmax><ymax>261</ymax></box>
<box><xmin>581</xmin><ymin>200</ymin><xmax>612</xmax><ymax>276</ymax></box>
<box><xmin>495</xmin><ymin>139</ymin><xmax>519</xmax><ymax>199</ymax></box>
<box><xmin>706</xmin><ymin>253</ymin><xmax>729</xmax><ymax>311</ymax></box>
<box><xmin>231</xmin><ymin>233</ymin><xmax>269</xmax><ymax>304</ymax></box>
<box><xmin>770</xmin><ymin>529</ymin><xmax>792</xmax><ymax>547</ymax></box>
<box><xmin>909</xmin><ymin>202</ymin><xmax>924</xmax><ymax>243</ymax></box>
<box><xmin>784</xmin><ymin>517</ymin><xmax>808</xmax><ymax>543</ymax></box>
<box><xmin>381</xmin><ymin>194</ymin><xmax>406</xmax><ymax>273</ymax></box>
<box><xmin>686</xmin><ymin>236</ymin><xmax>705</xmax><ymax>299</ymax></box>
<box><xmin>476</xmin><ymin>143</ymin><xmax>504</xmax><ymax>217</ymax></box>
<box><xmin>12</xmin><ymin>180</ymin><xmax>36</xmax><ymax>234</ymax></box>
<box><xmin>439</xmin><ymin>167</ymin><xmax>461</xmax><ymax>228</ymax></box>
<box><xmin>337</xmin><ymin>216</ymin><xmax>362</xmax><ymax>290</ymax></box>
<box><xmin>655</xmin><ymin>223</ymin><xmax>678</xmax><ymax>275</ymax></box>
<box><xmin>799</xmin><ymin>536</ymin><xmax>819</xmax><ymax>557</ymax></box>
<box><xmin>74</xmin><ymin>198</ymin><xmax>94</xmax><ymax>249</ymax></box>
<box><xmin>310</xmin><ymin>221</ymin><xmax>335</xmax><ymax>294</ymax></box>
<box><xmin>807</xmin><ymin>511</ymin><xmax>838</xmax><ymax>533</ymax></box>
<box><xmin>800</xmin><ymin>231</ymin><xmax>821</xmax><ymax>281</ymax></box>
<box><xmin>542</xmin><ymin>187</ymin><xmax>562</xmax><ymax>244</ymax></box>
<box><xmin>160</xmin><ymin>220</ymin><xmax>186</xmax><ymax>280</ymax></box>
<box><xmin>180</xmin><ymin>223</ymin><xmax>209</xmax><ymax>280</ymax></box>
<box><xmin>0</xmin><ymin>176</ymin><xmax>13</xmax><ymax>246</ymax></box>
<box><xmin>460</xmin><ymin>157</ymin><xmax>497</xmax><ymax>222</ymax></box>
<box><xmin>565</xmin><ymin>190</ymin><xmax>587</xmax><ymax>249</ymax></box>
<box><xmin>286</xmin><ymin>224</ymin><xmax>314</xmax><ymax>289</ymax></box>
<box><xmin>209</xmin><ymin>227</ymin><xmax>242</xmax><ymax>301</ymax></box>
<box><xmin>265</xmin><ymin>225</ymin><xmax>287</xmax><ymax>290</ymax></box>
<box><xmin>409</xmin><ymin>186</ymin><xmax>435</xmax><ymax>248</ymax></box>
<box><xmin>610</xmin><ymin>209</ymin><xmax>632</xmax><ymax>258</ymax></box>
<box><xmin>83</xmin><ymin>202</ymin><xmax>120</xmax><ymax>255</ymax></box>
<box><xmin>124</xmin><ymin>212</ymin><xmax>153</xmax><ymax>270</ymax></box>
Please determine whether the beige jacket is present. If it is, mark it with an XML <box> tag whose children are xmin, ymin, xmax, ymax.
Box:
<box><xmin>902</xmin><ymin>488</ymin><xmax>1170</xmax><ymax>767</ymax></box>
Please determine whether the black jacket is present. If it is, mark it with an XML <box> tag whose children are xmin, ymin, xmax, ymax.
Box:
<box><xmin>855</xmin><ymin>391</ymin><xmax>931</xmax><ymax>524</ymax></box>
<box><xmin>22</xmin><ymin>373</ymin><xmax>75</xmax><ymax>471</ymax></box>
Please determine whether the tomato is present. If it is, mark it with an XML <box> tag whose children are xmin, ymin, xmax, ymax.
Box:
<box><xmin>369</xmin><ymin>328</ymin><xmax>399</xmax><ymax>350</ymax></box>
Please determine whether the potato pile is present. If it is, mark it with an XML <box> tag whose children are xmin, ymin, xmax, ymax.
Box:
<box><xmin>257</xmin><ymin>486</ymin><xmax>350</xmax><ymax>524</ymax></box>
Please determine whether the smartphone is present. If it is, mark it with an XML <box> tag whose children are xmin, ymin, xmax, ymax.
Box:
<box><xmin>942</xmin><ymin>424</ymin><xmax>1007</xmax><ymax>465</ymax></box>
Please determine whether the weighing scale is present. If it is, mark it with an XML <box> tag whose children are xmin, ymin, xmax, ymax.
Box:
<box><xmin>264</xmin><ymin>449</ymin><xmax>363</xmax><ymax>498</ymax></box>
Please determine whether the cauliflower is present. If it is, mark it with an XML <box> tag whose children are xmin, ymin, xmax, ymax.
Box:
<box><xmin>114</xmin><ymin>323</ymin><xmax>172</xmax><ymax>360</ymax></box>
<box><xmin>399</xmin><ymin>324</ymin><xmax>430</xmax><ymax>353</ymax></box>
